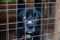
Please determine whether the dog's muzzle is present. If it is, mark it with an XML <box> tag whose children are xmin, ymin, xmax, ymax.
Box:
<box><xmin>26</xmin><ymin>21</ymin><xmax>36</xmax><ymax>33</ymax></box>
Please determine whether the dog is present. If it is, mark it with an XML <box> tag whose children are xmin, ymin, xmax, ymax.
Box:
<box><xmin>17</xmin><ymin>0</ymin><xmax>42</xmax><ymax>40</ymax></box>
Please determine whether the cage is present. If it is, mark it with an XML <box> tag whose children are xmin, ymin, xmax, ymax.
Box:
<box><xmin>0</xmin><ymin>0</ymin><xmax>59</xmax><ymax>40</ymax></box>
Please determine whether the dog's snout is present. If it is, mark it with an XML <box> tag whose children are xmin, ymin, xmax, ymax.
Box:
<box><xmin>26</xmin><ymin>21</ymin><xmax>36</xmax><ymax>27</ymax></box>
<box><xmin>27</xmin><ymin>21</ymin><xmax>32</xmax><ymax>24</ymax></box>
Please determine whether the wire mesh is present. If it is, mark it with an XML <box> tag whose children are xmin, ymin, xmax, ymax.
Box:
<box><xmin>0</xmin><ymin>0</ymin><xmax>57</xmax><ymax>40</ymax></box>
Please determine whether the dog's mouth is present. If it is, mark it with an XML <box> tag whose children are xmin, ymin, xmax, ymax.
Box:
<box><xmin>26</xmin><ymin>26</ymin><xmax>35</xmax><ymax>33</ymax></box>
<box><xmin>28</xmin><ymin>26</ymin><xmax>33</xmax><ymax>29</ymax></box>
<box><xmin>25</xmin><ymin>21</ymin><xmax>36</xmax><ymax>33</ymax></box>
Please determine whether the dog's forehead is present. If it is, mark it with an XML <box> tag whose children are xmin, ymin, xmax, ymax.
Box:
<box><xmin>18</xmin><ymin>8</ymin><xmax>42</xmax><ymax>19</ymax></box>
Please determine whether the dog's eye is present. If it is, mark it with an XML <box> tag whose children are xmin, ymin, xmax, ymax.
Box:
<box><xmin>23</xmin><ymin>16</ymin><xmax>26</xmax><ymax>19</ymax></box>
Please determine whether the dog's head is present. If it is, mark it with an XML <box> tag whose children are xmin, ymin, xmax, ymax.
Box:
<box><xmin>18</xmin><ymin>8</ymin><xmax>42</xmax><ymax>33</ymax></box>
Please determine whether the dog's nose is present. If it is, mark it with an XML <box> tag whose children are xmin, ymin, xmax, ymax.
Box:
<box><xmin>26</xmin><ymin>21</ymin><xmax>33</xmax><ymax>27</ymax></box>
<box><xmin>27</xmin><ymin>21</ymin><xmax>32</xmax><ymax>24</ymax></box>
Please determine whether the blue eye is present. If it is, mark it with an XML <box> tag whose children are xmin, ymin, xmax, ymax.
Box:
<box><xmin>23</xmin><ymin>16</ymin><xmax>26</xmax><ymax>19</ymax></box>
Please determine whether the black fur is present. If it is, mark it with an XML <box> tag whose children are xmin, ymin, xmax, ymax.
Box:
<box><xmin>17</xmin><ymin>0</ymin><xmax>42</xmax><ymax>40</ymax></box>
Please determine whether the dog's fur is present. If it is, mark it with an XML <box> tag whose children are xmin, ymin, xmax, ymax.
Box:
<box><xmin>17</xmin><ymin>0</ymin><xmax>42</xmax><ymax>40</ymax></box>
